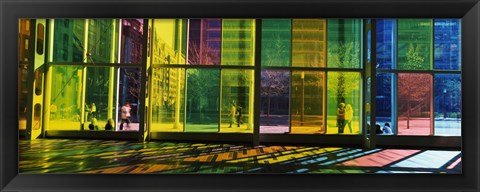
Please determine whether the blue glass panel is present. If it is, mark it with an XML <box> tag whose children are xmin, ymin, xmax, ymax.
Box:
<box><xmin>375</xmin><ymin>73</ymin><xmax>395</xmax><ymax>134</ymax></box>
<box><xmin>434</xmin><ymin>74</ymin><xmax>461</xmax><ymax>136</ymax></box>
<box><xmin>376</xmin><ymin>19</ymin><xmax>396</xmax><ymax>69</ymax></box>
<box><xmin>434</xmin><ymin>19</ymin><xmax>461</xmax><ymax>70</ymax></box>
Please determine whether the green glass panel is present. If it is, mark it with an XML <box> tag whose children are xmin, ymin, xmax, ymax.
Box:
<box><xmin>84</xmin><ymin>67</ymin><xmax>115</xmax><ymax>130</ymax></box>
<box><xmin>52</xmin><ymin>19</ymin><xmax>85</xmax><ymax>63</ymax></box>
<box><xmin>185</xmin><ymin>69</ymin><xmax>220</xmax><ymax>132</ymax></box>
<box><xmin>327</xmin><ymin>19</ymin><xmax>362</xmax><ymax>68</ymax></box>
<box><xmin>261</xmin><ymin>19</ymin><xmax>291</xmax><ymax>67</ymax></box>
<box><xmin>152</xmin><ymin>19</ymin><xmax>187</xmax><ymax>65</ymax></box>
<box><xmin>290</xmin><ymin>71</ymin><xmax>325</xmax><ymax>134</ymax></box>
<box><xmin>397</xmin><ymin>19</ymin><xmax>433</xmax><ymax>70</ymax></box>
<box><xmin>151</xmin><ymin>68</ymin><xmax>186</xmax><ymax>132</ymax></box>
<box><xmin>292</xmin><ymin>19</ymin><xmax>326</xmax><ymax>67</ymax></box>
<box><xmin>220</xmin><ymin>69</ymin><xmax>254</xmax><ymax>133</ymax></box>
<box><xmin>49</xmin><ymin>66</ymin><xmax>83</xmax><ymax>130</ymax></box>
<box><xmin>221</xmin><ymin>19</ymin><xmax>255</xmax><ymax>66</ymax></box>
<box><xmin>327</xmin><ymin>72</ymin><xmax>362</xmax><ymax>134</ymax></box>
<box><xmin>87</xmin><ymin>19</ymin><xmax>116</xmax><ymax>64</ymax></box>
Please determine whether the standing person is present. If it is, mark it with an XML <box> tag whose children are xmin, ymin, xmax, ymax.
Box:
<box><xmin>90</xmin><ymin>102</ymin><xmax>97</xmax><ymax>119</ymax></box>
<box><xmin>119</xmin><ymin>102</ymin><xmax>131</xmax><ymax>131</ymax></box>
<box><xmin>236</xmin><ymin>104</ymin><xmax>243</xmax><ymax>127</ymax></box>
<box><xmin>228</xmin><ymin>102</ymin><xmax>236</xmax><ymax>128</ymax></box>
<box><xmin>345</xmin><ymin>104</ymin><xmax>354</xmax><ymax>133</ymax></box>
<box><xmin>337</xmin><ymin>103</ymin><xmax>346</xmax><ymax>134</ymax></box>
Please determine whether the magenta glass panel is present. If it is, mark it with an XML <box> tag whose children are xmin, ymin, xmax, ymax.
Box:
<box><xmin>397</xmin><ymin>73</ymin><xmax>432</xmax><ymax>136</ymax></box>
<box><xmin>188</xmin><ymin>19</ymin><xmax>221</xmax><ymax>65</ymax></box>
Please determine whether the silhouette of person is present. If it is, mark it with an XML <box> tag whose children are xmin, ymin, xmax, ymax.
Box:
<box><xmin>105</xmin><ymin>118</ymin><xmax>114</xmax><ymax>131</ymax></box>
<box><xmin>375</xmin><ymin>124</ymin><xmax>383</xmax><ymax>134</ymax></box>
<box><xmin>119</xmin><ymin>102</ymin><xmax>131</xmax><ymax>130</ymax></box>
<box><xmin>236</xmin><ymin>104</ymin><xmax>243</xmax><ymax>127</ymax></box>
<box><xmin>228</xmin><ymin>102</ymin><xmax>236</xmax><ymax>128</ymax></box>
<box><xmin>345</xmin><ymin>104</ymin><xmax>354</xmax><ymax>133</ymax></box>
<box><xmin>337</xmin><ymin>103</ymin><xmax>346</xmax><ymax>133</ymax></box>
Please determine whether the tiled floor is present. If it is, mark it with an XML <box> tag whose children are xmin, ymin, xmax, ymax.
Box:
<box><xmin>19</xmin><ymin>139</ymin><xmax>462</xmax><ymax>174</ymax></box>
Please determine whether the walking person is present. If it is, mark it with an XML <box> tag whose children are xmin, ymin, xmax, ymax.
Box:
<box><xmin>228</xmin><ymin>102</ymin><xmax>236</xmax><ymax>128</ymax></box>
<box><xmin>119</xmin><ymin>102</ymin><xmax>131</xmax><ymax>131</ymax></box>
<box><xmin>337</xmin><ymin>103</ymin><xmax>346</xmax><ymax>134</ymax></box>
<box><xmin>345</xmin><ymin>104</ymin><xmax>354</xmax><ymax>133</ymax></box>
<box><xmin>236</xmin><ymin>104</ymin><xmax>243</xmax><ymax>127</ymax></box>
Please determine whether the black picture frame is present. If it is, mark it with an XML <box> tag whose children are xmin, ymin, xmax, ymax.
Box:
<box><xmin>1</xmin><ymin>0</ymin><xmax>478</xmax><ymax>192</ymax></box>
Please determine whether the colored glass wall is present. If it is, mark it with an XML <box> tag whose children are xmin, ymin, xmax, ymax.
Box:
<box><xmin>260</xmin><ymin>70</ymin><xmax>290</xmax><ymax>133</ymax></box>
<box><xmin>188</xmin><ymin>19</ymin><xmax>221</xmax><ymax>65</ymax></box>
<box><xmin>375</xmin><ymin>73</ymin><xmax>395</xmax><ymax>134</ymax></box>
<box><xmin>397</xmin><ymin>73</ymin><xmax>432</xmax><ymax>135</ymax></box>
<box><xmin>151</xmin><ymin>68</ymin><xmax>186</xmax><ymax>132</ymax></box>
<box><xmin>291</xmin><ymin>71</ymin><xmax>325</xmax><ymax>134</ymax></box>
<box><xmin>292</xmin><ymin>19</ymin><xmax>326</xmax><ymax>67</ymax></box>
<box><xmin>152</xmin><ymin>19</ymin><xmax>187</xmax><ymax>65</ymax></box>
<box><xmin>49</xmin><ymin>66</ymin><xmax>83</xmax><ymax>130</ymax></box>
<box><xmin>220</xmin><ymin>69</ymin><xmax>254</xmax><ymax>133</ymax></box>
<box><xmin>185</xmin><ymin>69</ymin><xmax>220</xmax><ymax>132</ymax></box>
<box><xmin>262</xmin><ymin>19</ymin><xmax>291</xmax><ymax>67</ymax></box>
<box><xmin>221</xmin><ymin>19</ymin><xmax>255</xmax><ymax>66</ymax></box>
<box><xmin>397</xmin><ymin>19</ymin><xmax>433</xmax><ymax>70</ymax></box>
<box><xmin>327</xmin><ymin>72</ymin><xmax>362</xmax><ymax>134</ymax></box>
<box><xmin>434</xmin><ymin>74</ymin><xmax>461</xmax><ymax>136</ymax></box>
<box><xmin>376</xmin><ymin>19</ymin><xmax>396</xmax><ymax>69</ymax></box>
<box><xmin>327</xmin><ymin>19</ymin><xmax>362</xmax><ymax>68</ymax></box>
<box><xmin>434</xmin><ymin>19</ymin><xmax>461</xmax><ymax>70</ymax></box>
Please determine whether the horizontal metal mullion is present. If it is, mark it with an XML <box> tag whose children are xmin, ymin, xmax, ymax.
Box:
<box><xmin>377</xmin><ymin>69</ymin><xmax>461</xmax><ymax>74</ymax></box>
<box><xmin>49</xmin><ymin>62</ymin><xmax>143</xmax><ymax>68</ymax></box>
<box><xmin>261</xmin><ymin>66</ymin><xmax>364</xmax><ymax>72</ymax></box>
<box><xmin>151</xmin><ymin>64</ymin><xmax>255</xmax><ymax>70</ymax></box>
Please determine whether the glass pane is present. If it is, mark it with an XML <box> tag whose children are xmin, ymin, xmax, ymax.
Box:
<box><xmin>121</xmin><ymin>19</ymin><xmax>143</xmax><ymax>64</ymax></box>
<box><xmin>398</xmin><ymin>73</ymin><xmax>432</xmax><ymax>135</ymax></box>
<box><xmin>220</xmin><ymin>69</ymin><xmax>254</xmax><ymax>133</ymax></box>
<box><xmin>188</xmin><ymin>19</ymin><xmax>221</xmax><ymax>65</ymax></box>
<box><xmin>260</xmin><ymin>70</ymin><xmax>290</xmax><ymax>134</ymax></box>
<box><xmin>152</xmin><ymin>19</ymin><xmax>187</xmax><ymax>65</ymax></box>
<box><xmin>49</xmin><ymin>66</ymin><xmax>83</xmax><ymax>130</ymax></box>
<box><xmin>117</xmin><ymin>68</ymin><xmax>141</xmax><ymax>131</ymax></box>
<box><xmin>397</xmin><ymin>19</ymin><xmax>433</xmax><ymax>70</ymax></box>
<box><xmin>434</xmin><ymin>19</ymin><xmax>461</xmax><ymax>70</ymax></box>
<box><xmin>185</xmin><ymin>69</ymin><xmax>220</xmax><ymax>132</ymax></box>
<box><xmin>151</xmin><ymin>68</ymin><xmax>186</xmax><ymax>132</ymax></box>
<box><xmin>376</xmin><ymin>19</ymin><xmax>396</xmax><ymax>69</ymax></box>
<box><xmin>434</xmin><ymin>74</ymin><xmax>461</xmax><ymax>136</ymax></box>
<box><xmin>376</xmin><ymin>73</ymin><xmax>395</xmax><ymax>135</ymax></box>
<box><xmin>327</xmin><ymin>72</ymin><xmax>362</xmax><ymax>134</ymax></box>
<box><xmin>52</xmin><ymin>19</ymin><xmax>85</xmax><ymax>63</ymax></box>
<box><xmin>291</xmin><ymin>71</ymin><xmax>324</xmax><ymax>134</ymax></box>
<box><xmin>292</xmin><ymin>19</ymin><xmax>326</xmax><ymax>67</ymax></box>
<box><xmin>85</xmin><ymin>67</ymin><xmax>115</xmax><ymax>131</ymax></box>
<box><xmin>327</xmin><ymin>19</ymin><xmax>362</xmax><ymax>68</ymax></box>
<box><xmin>262</xmin><ymin>19</ymin><xmax>291</xmax><ymax>67</ymax></box>
<box><xmin>221</xmin><ymin>19</ymin><xmax>255</xmax><ymax>66</ymax></box>
<box><xmin>87</xmin><ymin>19</ymin><xmax>116</xmax><ymax>64</ymax></box>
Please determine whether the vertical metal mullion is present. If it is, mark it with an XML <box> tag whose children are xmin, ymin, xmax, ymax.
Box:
<box><xmin>324</xmin><ymin>19</ymin><xmax>328</xmax><ymax>134</ymax></box>
<box><xmin>138</xmin><ymin>19</ymin><xmax>149</xmax><ymax>141</ymax></box>
<box><xmin>218</xmin><ymin>19</ymin><xmax>223</xmax><ymax>133</ymax></box>
<box><xmin>289</xmin><ymin>19</ymin><xmax>293</xmax><ymax>134</ymax></box>
<box><xmin>80</xmin><ymin>19</ymin><xmax>89</xmax><ymax>130</ymax></box>
<box><xmin>371</xmin><ymin>19</ymin><xmax>377</xmax><ymax>148</ymax></box>
<box><xmin>42</xmin><ymin>19</ymin><xmax>54</xmax><ymax>137</ymax></box>
<box><xmin>394</xmin><ymin>19</ymin><xmax>399</xmax><ymax>136</ymax></box>
<box><xmin>253</xmin><ymin>19</ymin><xmax>262</xmax><ymax>146</ymax></box>
<box><xmin>431</xmin><ymin>19</ymin><xmax>435</xmax><ymax>136</ymax></box>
